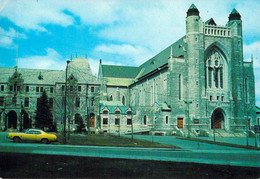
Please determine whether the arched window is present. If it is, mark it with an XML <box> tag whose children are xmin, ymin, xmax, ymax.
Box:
<box><xmin>144</xmin><ymin>115</ymin><xmax>147</xmax><ymax>125</ymax></box>
<box><xmin>122</xmin><ymin>96</ymin><xmax>125</xmax><ymax>105</ymax></box>
<box><xmin>109</xmin><ymin>95</ymin><xmax>113</xmax><ymax>101</ymax></box>
<box><xmin>206</xmin><ymin>49</ymin><xmax>224</xmax><ymax>89</ymax></box>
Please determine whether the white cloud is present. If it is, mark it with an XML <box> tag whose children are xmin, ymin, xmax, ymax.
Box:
<box><xmin>0</xmin><ymin>27</ymin><xmax>26</xmax><ymax>48</ymax></box>
<box><xmin>19</xmin><ymin>48</ymin><xmax>66</xmax><ymax>70</ymax></box>
<box><xmin>1</xmin><ymin>0</ymin><xmax>74</xmax><ymax>31</ymax></box>
<box><xmin>88</xmin><ymin>57</ymin><xmax>125</xmax><ymax>76</ymax></box>
<box><xmin>94</xmin><ymin>44</ymin><xmax>154</xmax><ymax>65</ymax></box>
<box><xmin>244</xmin><ymin>41</ymin><xmax>260</xmax><ymax>68</ymax></box>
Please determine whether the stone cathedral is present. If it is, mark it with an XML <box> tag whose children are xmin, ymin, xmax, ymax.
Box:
<box><xmin>98</xmin><ymin>4</ymin><xmax>256</xmax><ymax>136</ymax></box>
<box><xmin>0</xmin><ymin>4</ymin><xmax>257</xmax><ymax>137</ymax></box>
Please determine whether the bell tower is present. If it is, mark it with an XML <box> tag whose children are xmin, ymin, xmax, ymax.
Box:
<box><xmin>185</xmin><ymin>4</ymin><xmax>205</xmax><ymax>120</ymax></box>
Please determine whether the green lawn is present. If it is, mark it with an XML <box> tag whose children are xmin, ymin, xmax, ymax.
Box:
<box><xmin>56</xmin><ymin>134</ymin><xmax>180</xmax><ymax>148</ymax></box>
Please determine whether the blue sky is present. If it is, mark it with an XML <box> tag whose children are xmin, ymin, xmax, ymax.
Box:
<box><xmin>0</xmin><ymin>0</ymin><xmax>260</xmax><ymax>105</ymax></box>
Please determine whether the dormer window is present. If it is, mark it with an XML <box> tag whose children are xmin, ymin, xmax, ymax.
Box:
<box><xmin>38</xmin><ymin>72</ymin><xmax>43</xmax><ymax>80</ymax></box>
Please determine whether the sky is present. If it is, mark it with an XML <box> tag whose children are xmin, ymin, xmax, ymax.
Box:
<box><xmin>0</xmin><ymin>0</ymin><xmax>260</xmax><ymax>106</ymax></box>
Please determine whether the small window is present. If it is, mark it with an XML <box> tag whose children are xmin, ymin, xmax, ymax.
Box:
<box><xmin>103</xmin><ymin>118</ymin><xmax>108</xmax><ymax>125</ymax></box>
<box><xmin>0</xmin><ymin>97</ymin><xmax>4</xmax><ymax>106</ymax></box>
<box><xmin>24</xmin><ymin>97</ymin><xmax>29</xmax><ymax>107</ymax></box>
<box><xmin>103</xmin><ymin>110</ymin><xmax>108</xmax><ymax>114</ymax></box>
<box><xmin>196</xmin><ymin>81</ymin><xmax>198</xmax><ymax>85</ymax></box>
<box><xmin>50</xmin><ymin>87</ymin><xmax>53</xmax><ymax>93</ymax></box>
<box><xmin>62</xmin><ymin>85</ymin><xmax>65</xmax><ymax>91</ymax></box>
<box><xmin>122</xmin><ymin>96</ymin><xmax>125</xmax><ymax>105</ymax></box>
<box><xmin>166</xmin><ymin>116</ymin><xmax>169</xmax><ymax>124</ymax></box>
<box><xmin>144</xmin><ymin>116</ymin><xmax>147</xmax><ymax>125</ymax></box>
<box><xmin>17</xmin><ymin>86</ymin><xmax>20</xmax><ymax>91</ymax></box>
<box><xmin>127</xmin><ymin>118</ymin><xmax>132</xmax><ymax>125</ymax></box>
<box><xmin>221</xmin><ymin>96</ymin><xmax>224</xmax><ymax>101</ymax></box>
<box><xmin>1</xmin><ymin>85</ymin><xmax>4</xmax><ymax>91</ymax></box>
<box><xmin>115</xmin><ymin>118</ymin><xmax>120</xmax><ymax>125</ymax></box>
<box><xmin>76</xmin><ymin>97</ymin><xmax>80</xmax><ymax>107</ymax></box>
<box><xmin>10</xmin><ymin>86</ymin><xmax>13</xmax><ymax>91</ymax></box>
<box><xmin>78</xmin><ymin>86</ymin><xmax>81</xmax><ymax>92</ymax></box>
<box><xmin>217</xmin><ymin>96</ymin><xmax>219</xmax><ymax>101</ymax></box>
<box><xmin>40</xmin><ymin>87</ymin><xmax>43</xmax><ymax>92</ymax></box>
<box><xmin>49</xmin><ymin>98</ymin><xmax>53</xmax><ymax>108</ymax></box>
<box><xmin>210</xmin><ymin>96</ymin><xmax>212</xmax><ymax>101</ymax></box>
<box><xmin>91</xmin><ymin>87</ymin><xmax>94</xmax><ymax>93</ymax></box>
<box><xmin>36</xmin><ymin>87</ymin><xmax>39</xmax><ymax>92</ymax></box>
<box><xmin>26</xmin><ymin>86</ymin><xmax>29</xmax><ymax>92</ymax></box>
<box><xmin>109</xmin><ymin>95</ymin><xmax>113</xmax><ymax>101</ymax></box>
<box><xmin>70</xmin><ymin>86</ymin><xmax>73</xmax><ymax>92</ymax></box>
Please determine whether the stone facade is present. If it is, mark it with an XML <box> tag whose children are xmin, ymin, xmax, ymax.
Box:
<box><xmin>0</xmin><ymin>58</ymin><xmax>101</xmax><ymax>132</ymax></box>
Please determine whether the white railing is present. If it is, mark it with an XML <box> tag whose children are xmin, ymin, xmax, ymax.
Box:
<box><xmin>204</xmin><ymin>25</ymin><xmax>231</xmax><ymax>37</ymax></box>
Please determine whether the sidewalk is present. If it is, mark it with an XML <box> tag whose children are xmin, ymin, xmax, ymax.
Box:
<box><xmin>177</xmin><ymin>136</ymin><xmax>260</xmax><ymax>151</ymax></box>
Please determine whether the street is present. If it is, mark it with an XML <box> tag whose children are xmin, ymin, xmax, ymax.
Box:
<box><xmin>0</xmin><ymin>132</ymin><xmax>259</xmax><ymax>167</ymax></box>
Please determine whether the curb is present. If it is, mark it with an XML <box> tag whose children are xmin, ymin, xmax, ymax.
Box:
<box><xmin>176</xmin><ymin>137</ymin><xmax>260</xmax><ymax>151</ymax></box>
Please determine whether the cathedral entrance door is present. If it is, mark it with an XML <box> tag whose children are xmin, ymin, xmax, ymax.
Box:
<box><xmin>211</xmin><ymin>108</ymin><xmax>225</xmax><ymax>129</ymax></box>
<box><xmin>177</xmin><ymin>118</ymin><xmax>183</xmax><ymax>128</ymax></box>
<box><xmin>90</xmin><ymin>113</ymin><xmax>95</xmax><ymax>127</ymax></box>
<box><xmin>7</xmin><ymin>111</ymin><xmax>17</xmax><ymax>129</ymax></box>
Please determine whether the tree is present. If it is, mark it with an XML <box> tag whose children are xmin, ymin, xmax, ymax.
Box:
<box><xmin>34</xmin><ymin>90</ymin><xmax>55</xmax><ymax>131</ymax></box>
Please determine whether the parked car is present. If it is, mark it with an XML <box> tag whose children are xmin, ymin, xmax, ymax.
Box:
<box><xmin>8</xmin><ymin>129</ymin><xmax>57</xmax><ymax>144</ymax></box>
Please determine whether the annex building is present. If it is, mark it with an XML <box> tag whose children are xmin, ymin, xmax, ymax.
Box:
<box><xmin>0</xmin><ymin>4</ymin><xmax>258</xmax><ymax>137</ymax></box>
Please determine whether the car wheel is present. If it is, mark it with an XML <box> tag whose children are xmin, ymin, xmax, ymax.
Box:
<box><xmin>13</xmin><ymin>137</ymin><xmax>21</xmax><ymax>143</ymax></box>
<box><xmin>41</xmin><ymin>138</ymin><xmax>49</xmax><ymax>144</ymax></box>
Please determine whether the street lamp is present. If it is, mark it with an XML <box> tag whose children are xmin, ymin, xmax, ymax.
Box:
<box><xmin>184</xmin><ymin>100</ymin><xmax>192</xmax><ymax>138</ymax></box>
<box><xmin>63</xmin><ymin>60</ymin><xmax>70</xmax><ymax>144</ymax></box>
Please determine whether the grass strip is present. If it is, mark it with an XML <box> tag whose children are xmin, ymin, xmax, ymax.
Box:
<box><xmin>177</xmin><ymin>137</ymin><xmax>260</xmax><ymax>151</ymax></box>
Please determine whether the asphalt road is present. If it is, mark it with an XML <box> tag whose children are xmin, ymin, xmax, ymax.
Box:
<box><xmin>0</xmin><ymin>132</ymin><xmax>259</xmax><ymax>167</ymax></box>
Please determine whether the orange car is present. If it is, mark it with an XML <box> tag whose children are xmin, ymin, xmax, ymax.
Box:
<box><xmin>8</xmin><ymin>129</ymin><xmax>57</xmax><ymax>144</ymax></box>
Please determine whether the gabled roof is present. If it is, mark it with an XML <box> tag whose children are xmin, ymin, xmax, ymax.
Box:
<box><xmin>205</xmin><ymin>18</ymin><xmax>217</xmax><ymax>25</ymax></box>
<box><xmin>100</xmin><ymin>101</ymin><xmax>136</xmax><ymax>114</ymax></box>
<box><xmin>137</xmin><ymin>36</ymin><xmax>185</xmax><ymax>79</ymax></box>
<box><xmin>98</xmin><ymin>36</ymin><xmax>185</xmax><ymax>84</ymax></box>
<box><xmin>100</xmin><ymin>65</ymin><xmax>140</xmax><ymax>78</ymax></box>
<box><xmin>155</xmin><ymin>102</ymin><xmax>172</xmax><ymax>111</ymax></box>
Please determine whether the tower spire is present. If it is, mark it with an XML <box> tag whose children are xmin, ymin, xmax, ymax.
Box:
<box><xmin>251</xmin><ymin>54</ymin><xmax>254</xmax><ymax>63</ymax></box>
<box><xmin>187</xmin><ymin>3</ymin><xmax>200</xmax><ymax>17</ymax></box>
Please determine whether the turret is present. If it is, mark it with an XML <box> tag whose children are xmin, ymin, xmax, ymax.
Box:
<box><xmin>227</xmin><ymin>8</ymin><xmax>242</xmax><ymax>36</ymax></box>
<box><xmin>186</xmin><ymin>4</ymin><xmax>201</xmax><ymax>34</ymax></box>
<box><xmin>228</xmin><ymin>8</ymin><xmax>241</xmax><ymax>22</ymax></box>
<box><xmin>186</xmin><ymin>3</ymin><xmax>199</xmax><ymax>17</ymax></box>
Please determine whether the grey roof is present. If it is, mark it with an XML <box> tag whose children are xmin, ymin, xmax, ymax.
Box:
<box><xmin>100</xmin><ymin>65</ymin><xmax>140</xmax><ymax>78</ymax></box>
<box><xmin>137</xmin><ymin>36</ymin><xmax>185</xmax><ymax>78</ymax></box>
<box><xmin>100</xmin><ymin>101</ymin><xmax>136</xmax><ymax>114</ymax></box>
<box><xmin>100</xmin><ymin>36</ymin><xmax>186</xmax><ymax>81</ymax></box>
<box><xmin>0</xmin><ymin>58</ymin><xmax>101</xmax><ymax>85</ymax></box>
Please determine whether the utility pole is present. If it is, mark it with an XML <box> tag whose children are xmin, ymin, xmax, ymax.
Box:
<box><xmin>130</xmin><ymin>107</ymin><xmax>133</xmax><ymax>141</ymax></box>
<box><xmin>63</xmin><ymin>60</ymin><xmax>70</xmax><ymax>144</ymax></box>
<box><xmin>184</xmin><ymin>100</ymin><xmax>192</xmax><ymax>138</ymax></box>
